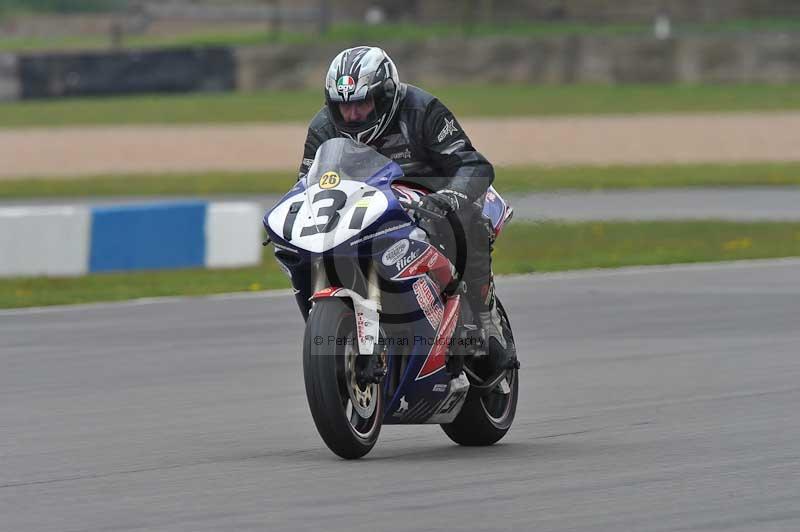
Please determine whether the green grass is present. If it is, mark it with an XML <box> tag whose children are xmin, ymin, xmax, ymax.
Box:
<box><xmin>498</xmin><ymin>163</ymin><xmax>800</xmax><ymax>193</ymax></box>
<box><xmin>0</xmin><ymin>28</ymin><xmax>290</xmax><ymax>53</ymax></box>
<box><xmin>3</xmin><ymin>220</ymin><xmax>800</xmax><ymax>308</ymax></box>
<box><xmin>0</xmin><ymin>0</ymin><xmax>122</xmax><ymax>17</ymax></box>
<box><xmin>3</xmin><ymin>18</ymin><xmax>800</xmax><ymax>53</ymax></box>
<box><xmin>3</xmin><ymin>84</ymin><xmax>800</xmax><ymax>128</ymax></box>
<box><xmin>0</xmin><ymin>21</ymin><xmax>660</xmax><ymax>53</ymax></box>
<box><xmin>1</xmin><ymin>162</ymin><xmax>798</xmax><ymax>200</ymax></box>
<box><xmin>0</xmin><ymin>171</ymin><xmax>297</xmax><ymax>199</ymax></box>
<box><xmin>1</xmin><ymin>262</ymin><xmax>290</xmax><ymax>309</ymax></box>
<box><xmin>492</xmin><ymin>220</ymin><xmax>800</xmax><ymax>274</ymax></box>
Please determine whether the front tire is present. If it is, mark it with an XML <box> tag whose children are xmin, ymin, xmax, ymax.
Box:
<box><xmin>303</xmin><ymin>298</ymin><xmax>383</xmax><ymax>459</ymax></box>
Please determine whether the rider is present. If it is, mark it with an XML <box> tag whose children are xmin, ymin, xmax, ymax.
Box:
<box><xmin>297</xmin><ymin>45</ymin><xmax>517</xmax><ymax>371</ymax></box>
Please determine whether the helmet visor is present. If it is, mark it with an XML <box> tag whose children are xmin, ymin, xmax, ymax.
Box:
<box><xmin>329</xmin><ymin>97</ymin><xmax>380</xmax><ymax>136</ymax></box>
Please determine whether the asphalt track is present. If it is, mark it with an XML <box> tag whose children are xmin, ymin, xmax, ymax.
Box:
<box><xmin>4</xmin><ymin>187</ymin><xmax>800</xmax><ymax>221</ymax></box>
<box><xmin>2</xmin><ymin>258</ymin><xmax>799</xmax><ymax>531</ymax></box>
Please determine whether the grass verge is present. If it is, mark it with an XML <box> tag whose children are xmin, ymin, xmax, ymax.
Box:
<box><xmin>0</xmin><ymin>21</ymin><xmax>650</xmax><ymax>53</ymax></box>
<box><xmin>2</xmin><ymin>220</ymin><xmax>800</xmax><ymax>309</ymax></box>
<box><xmin>2</xmin><ymin>162</ymin><xmax>799</xmax><ymax>200</ymax></box>
<box><xmin>3</xmin><ymin>19</ymin><xmax>800</xmax><ymax>53</ymax></box>
<box><xmin>3</xmin><ymin>84</ymin><xmax>800</xmax><ymax>127</ymax></box>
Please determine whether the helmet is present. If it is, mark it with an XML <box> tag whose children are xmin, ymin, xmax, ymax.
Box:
<box><xmin>325</xmin><ymin>46</ymin><xmax>401</xmax><ymax>145</ymax></box>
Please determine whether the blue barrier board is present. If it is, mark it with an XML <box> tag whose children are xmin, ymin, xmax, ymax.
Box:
<box><xmin>89</xmin><ymin>202</ymin><xmax>207</xmax><ymax>272</ymax></box>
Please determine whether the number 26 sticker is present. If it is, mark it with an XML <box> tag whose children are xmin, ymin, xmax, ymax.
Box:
<box><xmin>320</xmin><ymin>171</ymin><xmax>340</xmax><ymax>189</ymax></box>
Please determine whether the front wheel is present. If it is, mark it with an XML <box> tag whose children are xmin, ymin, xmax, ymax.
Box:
<box><xmin>441</xmin><ymin>299</ymin><xmax>518</xmax><ymax>446</ymax></box>
<box><xmin>303</xmin><ymin>297</ymin><xmax>383</xmax><ymax>459</ymax></box>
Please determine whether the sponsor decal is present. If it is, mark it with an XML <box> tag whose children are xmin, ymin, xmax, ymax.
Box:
<box><xmin>437</xmin><ymin>390</ymin><xmax>466</xmax><ymax>414</ymax></box>
<box><xmin>349</xmin><ymin>222</ymin><xmax>413</xmax><ymax>246</ymax></box>
<box><xmin>302</xmin><ymin>157</ymin><xmax>315</xmax><ymax>168</ymax></box>
<box><xmin>416</xmin><ymin>295</ymin><xmax>461</xmax><ymax>380</ymax></box>
<box><xmin>381</xmin><ymin>239</ymin><xmax>410</xmax><ymax>266</ymax></box>
<box><xmin>336</xmin><ymin>75</ymin><xmax>356</xmax><ymax>98</ymax></box>
<box><xmin>413</xmin><ymin>278</ymin><xmax>443</xmax><ymax>330</ymax></box>
<box><xmin>393</xmin><ymin>395</ymin><xmax>410</xmax><ymax>416</ymax></box>
<box><xmin>427</xmin><ymin>372</ymin><xmax>470</xmax><ymax>423</ymax></box>
<box><xmin>436</xmin><ymin>117</ymin><xmax>459</xmax><ymax>143</ymax></box>
<box><xmin>395</xmin><ymin>249</ymin><xmax>420</xmax><ymax>272</ymax></box>
<box><xmin>311</xmin><ymin>287</ymin><xmax>343</xmax><ymax>299</ymax></box>
<box><xmin>486</xmin><ymin>190</ymin><xmax>496</xmax><ymax>202</ymax></box>
<box><xmin>393</xmin><ymin>246</ymin><xmax>435</xmax><ymax>279</ymax></box>
<box><xmin>356</xmin><ymin>310</ymin><xmax>369</xmax><ymax>345</ymax></box>
<box><xmin>426</xmin><ymin>253</ymin><xmax>439</xmax><ymax>269</ymax></box>
<box><xmin>390</xmin><ymin>148</ymin><xmax>412</xmax><ymax>160</ymax></box>
<box><xmin>433</xmin><ymin>383</ymin><xmax>448</xmax><ymax>393</ymax></box>
<box><xmin>319</xmin><ymin>171</ymin><xmax>340</xmax><ymax>189</ymax></box>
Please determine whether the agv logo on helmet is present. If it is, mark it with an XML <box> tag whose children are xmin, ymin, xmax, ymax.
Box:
<box><xmin>336</xmin><ymin>76</ymin><xmax>356</xmax><ymax>101</ymax></box>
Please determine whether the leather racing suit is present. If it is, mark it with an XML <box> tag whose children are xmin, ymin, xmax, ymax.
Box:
<box><xmin>297</xmin><ymin>83</ymin><xmax>498</xmax><ymax>333</ymax></box>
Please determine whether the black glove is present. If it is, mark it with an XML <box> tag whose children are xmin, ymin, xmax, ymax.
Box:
<box><xmin>419</xmin><ymin>189</ymin><xmax>467</xmax><ymax>217</ymax></box>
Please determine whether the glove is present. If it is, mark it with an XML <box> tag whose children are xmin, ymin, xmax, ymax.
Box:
<box><xmin>419</xmin><ymin>189</ymin><xmax>467</xmax><ymax>217</ymax></box>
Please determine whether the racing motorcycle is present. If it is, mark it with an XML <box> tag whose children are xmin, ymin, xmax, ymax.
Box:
<box><xmin>263</xmin><ymin>138</ymin><xmax>518</xmax><ymax>459</ymax></box>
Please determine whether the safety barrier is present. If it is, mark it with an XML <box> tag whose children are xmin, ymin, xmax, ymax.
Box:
<box><xmin>17</xmin><ymin>47</ymin><xmax>236</xmax><ymax>99</ymax></box>
<box><xmin>0</xmin><ymin>201</ymin><xmax>263</xmax><ymax>277</ymax></box>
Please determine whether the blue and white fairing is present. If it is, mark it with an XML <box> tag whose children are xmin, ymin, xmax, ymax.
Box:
<box><xmin>262</xmin><ymin>138</ymin><xmax>510</xmax><ymax>425</ymax></box>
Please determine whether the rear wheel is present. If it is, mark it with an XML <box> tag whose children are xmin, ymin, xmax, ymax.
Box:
<box><xmin>441</xmin><ymin>299</ymin><xmax>518</xmax><ymax>446</ymax></box>
<box><xmin>303</xmin><ymin>298</ymin><xmax>383</xmax><ymax>459</ymax></box>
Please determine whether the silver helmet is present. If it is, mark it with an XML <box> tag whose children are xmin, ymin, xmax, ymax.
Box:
<box><xmin>325</xmin><ymin>46</ymin><xmax>401</xmax><ymax>144</ymax></box>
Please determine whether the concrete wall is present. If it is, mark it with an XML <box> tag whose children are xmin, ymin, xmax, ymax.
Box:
<box><xmin>238</xmin><ymin>33</ymin><xmax>800</xmax><ymax>90</ymax></box>
<box><xmin>0</xmin><ymin>206</ymin><xmax>91</xmax><ymax>277</ymax></box>
<box><xmin>0</xmin><ymin>201</ymin><xmax>263</xmax><ymax>278</ymax></box>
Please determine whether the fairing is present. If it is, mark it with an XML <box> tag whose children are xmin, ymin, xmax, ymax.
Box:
<box><xmin>263</xmin><ymin>138</ymin><xmax>511</xmax><ymax>424</ymax></box>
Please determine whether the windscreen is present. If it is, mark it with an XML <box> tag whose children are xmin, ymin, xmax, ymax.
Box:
<box><xmin>305</xmin><ymin>138</ymin><xmax>394</xmax><ymax>185</ymax></box>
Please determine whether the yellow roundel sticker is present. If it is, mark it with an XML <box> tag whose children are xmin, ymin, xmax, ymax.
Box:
<box><xmin>320</xmin><ymin>171</ymin><xmax>341</xmax><ymax>189</ymax></box>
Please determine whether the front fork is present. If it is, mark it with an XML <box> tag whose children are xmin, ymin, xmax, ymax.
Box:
<box><xmin>309</xmin><ymin>261</ymin><xmax>387</xmax><ymax>383</ymax></box>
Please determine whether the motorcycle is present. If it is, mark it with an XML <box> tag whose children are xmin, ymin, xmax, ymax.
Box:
<box><xmin>263</xmin><ymin>138</ymin><xmax>518</xmax><ymax>459</ymax></box>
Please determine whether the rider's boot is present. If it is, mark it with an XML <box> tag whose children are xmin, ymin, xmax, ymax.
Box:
<box><xmin>467</xmin><ymin>277</ymin><xmax>519</xmax><ymax>374</ymax></box>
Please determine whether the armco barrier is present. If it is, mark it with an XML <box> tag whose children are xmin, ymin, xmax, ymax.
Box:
<box><xmin>0</xmin><ymin>201</ymin><xmax>263</xmax><ymax>278</ymax></box>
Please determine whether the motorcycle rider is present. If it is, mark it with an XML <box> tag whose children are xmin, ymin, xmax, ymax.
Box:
<box><xmin>297</xmin><ymin>45</ymin><xmax>517</xmax><ymax>372</ymax></box>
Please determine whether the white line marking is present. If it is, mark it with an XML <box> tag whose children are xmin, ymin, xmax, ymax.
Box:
<box><xmin>498</xmin><ymin>257</ymin><xmax>800</xmax><ymax>283</ymax></box>
<box><xmin>0</xmin><ymin>289</ymin><xmax>295</xmax><ymax>317</ymax></box>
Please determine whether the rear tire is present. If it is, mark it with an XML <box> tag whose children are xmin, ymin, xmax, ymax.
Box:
<box><xmin>441</xmin><ymin>299</ymin><xmax>518</xmax><ymax>446</ymax></box>
<box><xmin>303</xmin><ymin>298</ymin><xmax>383</xmax><ymax>459</ymax></box>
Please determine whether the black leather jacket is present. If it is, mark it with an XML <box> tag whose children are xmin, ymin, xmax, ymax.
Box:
<box><xmin>298</xmin><ymin>84</ymin><xmax>494</xmax><ymax>202</ymax></box>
